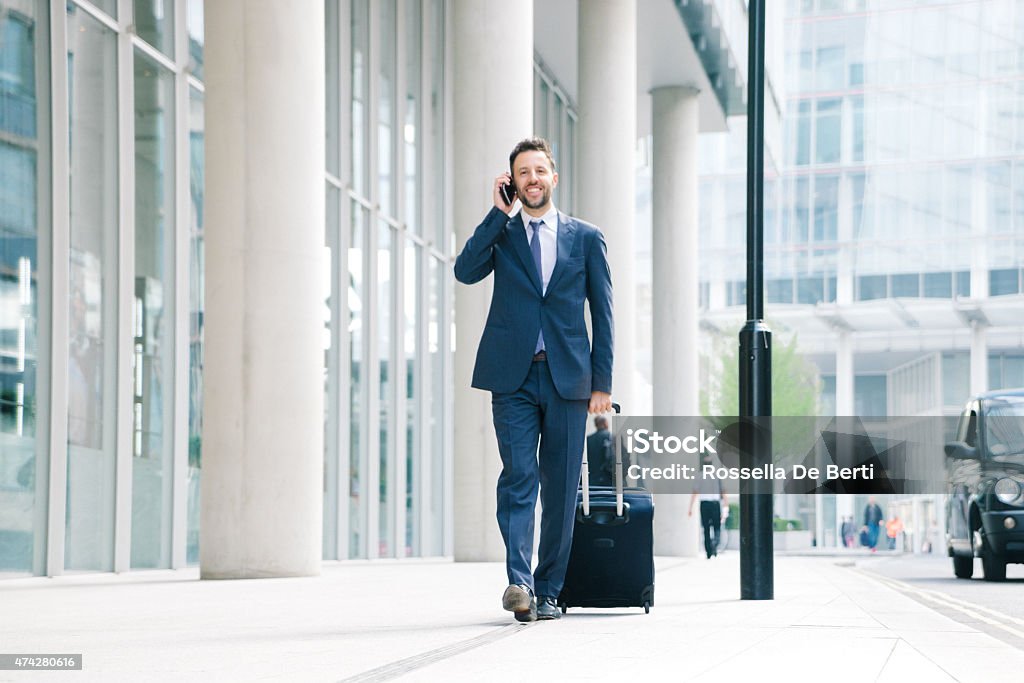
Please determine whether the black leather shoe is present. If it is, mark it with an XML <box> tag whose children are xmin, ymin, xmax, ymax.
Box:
<box><xmin>536</xmin><ymin>596</ymin><xmax>561</xmax><ymax>620</ymax></box>
<box><xmin>502</xmin><ymin>584</ymin><xmax>536</xmax><ymax>623</ymax></box>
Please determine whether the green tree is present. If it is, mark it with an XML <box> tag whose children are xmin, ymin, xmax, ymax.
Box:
<box><xmin>700</xmin><ymin>326</ymin><xmax>821</xmax><ymax>469</ymax></box>
<box><xmin>700</xmin><ymin>327</ymin><xmax>819</xmax><ymax>532</ymax></box>
<box><xmin>701</xmin><ymin>326</ymin><xmax>820</xmax><ymax>418</ymax></box>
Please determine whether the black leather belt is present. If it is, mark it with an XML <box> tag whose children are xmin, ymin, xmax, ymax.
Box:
<box><xmin>532</xmin><ymin>351</ymin><xmax>547</xmax><ymax>362</ymax></box>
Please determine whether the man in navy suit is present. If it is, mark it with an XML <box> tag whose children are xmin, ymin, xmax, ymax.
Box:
<box><xmin>455</xmin><ymin>137</ymin><xmax>614</xmax><ymax>622</ymax></box>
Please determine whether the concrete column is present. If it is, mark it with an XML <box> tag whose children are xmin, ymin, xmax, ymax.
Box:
<box><xmin>650</xmin><ymin>86</ymin><xmax>700</xmax><ymax>557</ymax></box>
<box><xmin>835</xmin><ymin>330</ymin><xmax>854</xmax><ymax>415</ymax></box>
<box><xmin>452</xmin><ymin>0</ymin><xmax>533</xmax><ymax>562</ymax></box>
<box><xmin>651</xmin><ymin>86</ymin><xmax>699</xmax><ymax>417</ymax></box>
<box><xmin>970</xmin><ymin>322</ymin><xmax>988</xmax><ymax>395</ymax></box>
<box><xmin>578</xmin><ymin>0</ymin><xmax>637</xmax><ymax>408</ymax></box>
<box><xmin>200</xmin><ymin>0</ymin><xmax>325</xmax><ymax>578</ymax></box>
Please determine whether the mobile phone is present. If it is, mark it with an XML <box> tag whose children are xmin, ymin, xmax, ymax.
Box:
<box><xmin>499</xmin><ymin>176</ymin><xmax>517</xmax><ymax>206</ymax></box>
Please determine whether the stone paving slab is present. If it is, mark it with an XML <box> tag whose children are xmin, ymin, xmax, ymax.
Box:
<box><xmin>1</xmin><ymin>555</ymin><xmax>1021</xmax><ymax>682</ymax></box>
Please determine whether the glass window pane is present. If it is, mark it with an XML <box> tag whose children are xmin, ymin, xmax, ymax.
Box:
<box><xmin>891</xmin><ymin>273</ymin><xmax>919</xmax><ymax>298</ymax></box>
<box><xmin>792</xmin><ymin>177</ymin><xmax>809</xmax><ymax>241</ymax></box>
<box><xmin>991</xmin><ymin>354</ymin><xmax>1024</xmax><ymax>391</ymax></box>
<box><xmin>767</xmin><ymin>278</ymin><xmax>793</xmax><ymax>304</ymax></box>
<box><xmin>857</xmin><ymin>275</ymin><xmax>886</xmax><ymax>301</ymax></box>
<box><xmin>552</xmin><ymin>96</ymin><xmax>563</xmax><ymax>208</ymax></box>
<box><xmin>351</xmin><ymin>0</ymin><xmax>369</xmax><ymax>197</ymax></box>
<box><xmin>131</xmin><ymin>52</ymin><xmax>175</xmax><ymax>569</ymax></box>
<box><xmin>565</xmin><ymin>115</ymin><xmax>575</xmax><ymax>214</ymax></box>
<box><xmin>1005</xmin><ymin>357</ymin><xmax>1024</xmax><ymax>389</ymax></box>
<box><xmin>815</xmin><ymin>45</ymin><xmax>844</xmax><ymax>90</ymax></box>
<box><xmin>537</xmin><ymin>79</ymin><xmax>549</xmax><ymax>140</ymax></box>
<box><xmin>799</xmin><ymin>48</ymin><xmax>813</xmax><ymax>91</ymax></box>
<box><xmin>186</xmin><ymin>87</ymin><xmax>204</xmax><ymax>565</ymax></box>
<box><xmin>428</xmin><ymin>256</ymin><xmax>444</xmax><ymax>556</ymax></box>
<box><xmin>942</xmin><ymin>353</ymin><xmax>969</xmax><ymax>407</ymax></box>
<box><xmin>955</xmin><ymin>271</ymin><xmax>970</xmax><ymax>297</ymax></box>
<box><xmin>65</xmin><ymin>6</ymin><xmax>118</xmax><ymax>572</ymax></box>
<box><xmin>187</xmin><ymin>0</ymin><xmax>203</xmax><ymax>79</ymax></box>
<box><xmin>429</xmin><ymin>0</ymin><xmax>444</xmax><ymax>249</ymax></box>
<box><xmin>378</xmin><ymin>0</ymin><xmax>396</xmax><ymax>217</ymax></box>
<box><xmin>0</xmin><ymin>0</ymin><xmax>48</xmax><ymax>575</ymax></box>
<box><xmin>403</xmin><ymin>242</ymin><xmax>419</xmax><ymax>556</ymax></box>
<box><xmin>323</xmin><ymin>183</ymin><xmax>339</xmax><ymax>559</ymax></box>
<box><xmin>815</xmin><ymin>98</ymin><xmax>841</xmax><ymax>164</ymax></box>
<box><xmin>377</xmin><ymin>222</ymin><xmax>392</xmax><ymax>557</ymax></box>
<box><xmin>923</xmin><ymin>272</ymin><xmax>952</xmax><ymax>298</ymax></box>
<box><xmin>989</xmin><ymin>268</ymin><xmax>1019</xmax><ymax>296</ymax></box>
<box><xmin>797</xmin><ymin>276</ymin><xmax>823</xmax><ymax>304</ymax></box>
<box><xmin>854</xmin><ymin>375</ymin><xmax>887</xmax><ymax>417</ymax></box>
<box><xmin>134</xmin><ymin>0</ymin><xmax>175</xmax><ymax>57</ymax></box>
<box><xmin>851</xmin><ymin>95</ymin><xmax>863</xmax><ymax>162</ymax></box>
<box><xmin>987</xmin><ymin>162</ymin><xmax>1012</xmax><ymax>234</ymax></box>
<box><xmin>91</xmin><ymin>0</ymin><xmax>118</xmax><ymax>18</ymax></box>
<box><xmin>819</xmin><ymin>376</ymin><xmax>836</xmax><ymax>417</ymax></box>
<box><xmin>349</xmin><ymin>202</ymin><xmax>366</xmax><ymax>558</ymax></box>
<box><xmin>989</xmin><ymin>355</ymin><xmax>1001</xmax><ymax>391</ymax></box>
<box><xmin>404</xmin><ymin>0</ymin><xmax>420</xmax><ymax>234</ymax></box>
<box><xmin>1016</xmin><ymin>160</ymin><xmax>1024</xmax><ymax>230</ymax></box>
<box><xmin>813</xmin><ymin>175</ymin><xmax>838</xmax><ymax>241</ymax></box>
<box><xmin>792</xmin><ymin>100</ymin><xmax>810</xmax><ymax>165</ymax></box>
<box><xmin>325</xmin><ymin>0</ymin><xmax>340</xmax><ymax>176</ymax></box>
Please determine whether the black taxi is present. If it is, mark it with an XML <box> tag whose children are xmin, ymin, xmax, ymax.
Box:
<box><xmin>946</xmin><ymin>390</ymin><xmax>1024</xmax><ymax>581</ymax></box>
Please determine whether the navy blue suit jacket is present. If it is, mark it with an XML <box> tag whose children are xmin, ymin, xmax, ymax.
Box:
<box><xmin>455</xmin><ymin>206</ymin><xmax>613</xmax><ymax>401</ymax></box>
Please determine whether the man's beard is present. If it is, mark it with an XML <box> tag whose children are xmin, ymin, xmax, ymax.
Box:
<box><xmin>519</xmin><ymin>183</ymin><xmax>550</xmax><ymax>210</ymax></box>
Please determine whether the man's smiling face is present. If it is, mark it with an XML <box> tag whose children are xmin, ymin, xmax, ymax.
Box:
<box><xmin>511</xmin><ymin>149</ymin><xmax>558</xmax><ymax>214</ymax></box>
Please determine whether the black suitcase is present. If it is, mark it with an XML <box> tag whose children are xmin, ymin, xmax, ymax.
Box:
<box><xmin>558</xmin><ymin>405</ymin><xmax>655</xmax><ymax>614</ymax></box>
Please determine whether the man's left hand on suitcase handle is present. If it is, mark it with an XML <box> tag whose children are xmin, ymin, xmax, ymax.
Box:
<box><xmin>589</xmin><ymin>391</ymin><xmax>612</xmax><ymax>414</ymax></box>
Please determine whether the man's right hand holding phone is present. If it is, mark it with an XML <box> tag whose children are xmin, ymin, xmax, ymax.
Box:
<box><xmin>494</xmin><ymin>172</ymin><xmax>517</xmax><ymax>214</ymax></box>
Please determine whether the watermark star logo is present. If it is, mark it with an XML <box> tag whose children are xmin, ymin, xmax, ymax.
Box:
<box><xmin>625</xmin><ymin>428</ymin><xmax>717</xmax><ymax>455</ymax></box>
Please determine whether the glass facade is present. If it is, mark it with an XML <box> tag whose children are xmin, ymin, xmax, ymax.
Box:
<box><xmin>688</xmin><ymin>0</ymin><xmax>1024</xmax><ymax>547</ymax></box>
<box><xmin>0</xmin><ymin>0</ymin><xmax>206</xmax><ymax>575</ymax></box>
<box><xmin>130</xmin><ymin>49</ymin><xmax>175</xmax><ymax>569</ymax></box>
<box><xmin>323</xmin><ymin>0</ymin><xmax>451</xmax><ymax>561</ymax></box>
<box><xmin>65</xmin><ymin>4</ymin><xmax>117</xmax><ymax>572</ymax></box>
<box><xmin>697</xmin><ymin>0</ymin><xmax>1024</xmax><ymax>418</ymax></box>
<box><xmin>533</xmin><ymin>62</ymin><xmax>577</xmax><ymax>215</ymax></box>
<box><xmin>0</xmin><ymin>0</ymin><xmax>48</xmax><ymax>576</ymax></box>
<box><xmin>1</xmin><ymin>0</ymin><xmax>452</xmax><ymax>575</ymax></box>
<box><xmin>186</xmin><ymin>83</ymin><xmax>202</xmax><ymax>565</ymax></box>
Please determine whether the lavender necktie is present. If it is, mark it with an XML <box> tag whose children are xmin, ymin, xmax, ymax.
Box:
<box><xmin>530</xmin><ymin>220</ymin><xmax>545</xmax><ymax>354</ymax></box>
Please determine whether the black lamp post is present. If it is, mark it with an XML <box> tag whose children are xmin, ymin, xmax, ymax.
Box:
<box><xmin>739</xmin><ymin>0</ymin><xmax>774</xmax><ymax>601</ymax></box>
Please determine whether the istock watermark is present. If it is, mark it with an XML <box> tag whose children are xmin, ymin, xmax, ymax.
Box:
<box><xmin>606</xmin><ymin>415</ymin><xmax>959</xmax><ymax>495</ymax></box>
<box><xmin>624</xmin><ymin>428</ymin><xmax>718</xmax><ymax>455</ymax></box>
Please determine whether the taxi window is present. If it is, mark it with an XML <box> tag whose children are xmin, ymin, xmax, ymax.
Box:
<box><xmin>964</xmin><ymin>410</ymin><xmax>978</xmax><ymax>447</ymax></box>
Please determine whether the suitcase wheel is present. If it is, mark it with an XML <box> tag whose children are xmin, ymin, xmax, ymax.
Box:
<box><xmin>643</xmin><ymin>601</ymin><xmax>650</xmax><ymax>614</ymax></box>
<box><xmin>560</xmin><ymin>604</ymin><xmax>567</xmax><ymax>614</ymax></box>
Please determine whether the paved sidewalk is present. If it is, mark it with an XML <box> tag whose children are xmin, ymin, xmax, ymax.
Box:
<box><xmin>2</xmin><ymin>554</ymin><xmax>1021</xmax><ymax>682</ymax></box>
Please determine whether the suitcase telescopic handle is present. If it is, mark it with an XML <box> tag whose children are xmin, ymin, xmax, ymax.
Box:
<box><xmin>582</xmin><ymin>402</ymin><xmax>622</xmax><ymax>518</ymax></box>
<box><xmin>611</xmin><ymin>403</ymin><xmax>623</xmax><ymax>517</ymax></box>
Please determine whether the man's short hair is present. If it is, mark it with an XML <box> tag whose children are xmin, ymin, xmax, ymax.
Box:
<box><xmin>594</xmin><ymin>416</ymin><xmax>608</xmax><ymax>430</ymax></box>
<box><xmin>509</xmin><ymin>137</ymin><xmax>556</xmax><ymax>173</ymax></box>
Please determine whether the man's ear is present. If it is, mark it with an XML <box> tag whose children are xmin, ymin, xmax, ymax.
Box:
<box><xmin>552</xmin><ymin>171</ymin><xmax>559</xmax><ymax>188</ymax></box>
